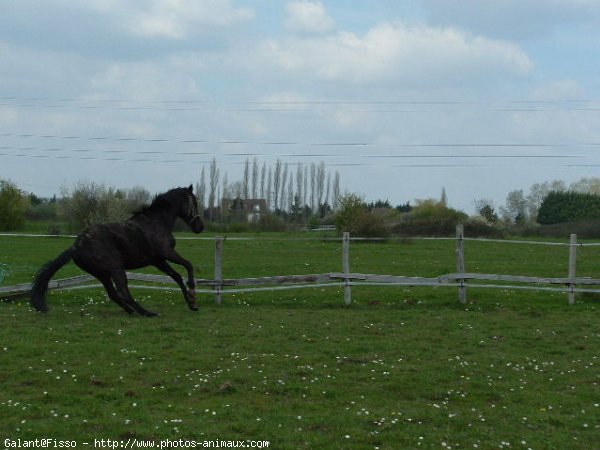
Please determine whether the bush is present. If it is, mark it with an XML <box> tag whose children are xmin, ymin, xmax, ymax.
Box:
<box><xmin>335</xmin><ymin>194</ymin><xmax>389</xmax><ymax>238</ymax></box>
<box><xmin>463</xmin><ymin>217</ymin><xmax>504</xmax><ymax>238</ymax></box>
<box><xmin>335</xmin><ymin>194</ymin><xmax>365</xmax><ymax>232</ymax></box>
<box><xmin>392</xmin><ymin>199</ymin><xmax>468</xmax><ymax>237</ymax></box>
<box><xmin>521</xmin><ymin>220</ymin><xmax>600</xmax><ymax>239</ymax></box>
<box><xmin>0</xmin><ymin>180</ymin><xmax>29</xmax><ymax>231</ymax></box>
<box><xmin>26</xmin><ymin>201</ymin><xmax>57</xmax><ymax>222</ymax></box>
<box><xmin>59</xmin><ymin>182</ymin><xmax>149</xmax><ymax>232</ymax></box>
<box><xmin>256</xmin><ymin>213</ymin><xmax>287</xmax><ymax>232</ymax></box>
<box><xmin>341</xmin><ymin>210</ymin><xmax>389</xmax><ymax>239</ymax></box>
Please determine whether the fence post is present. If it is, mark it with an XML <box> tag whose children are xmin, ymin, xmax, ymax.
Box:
<box><xmin>568</xmin><ymin>233</ymin><xmax>577</xmax><ymax>305</ymax></box>
<box><xmin>214</xmin><ymin>236</ymin><xmax>224</xmax><ymax>304</ymax></box>
<box><xmin>343</xmin><ymin>231</ymin><xmax>352</xmax><ymax>305</ymax></box>
<box><xmin>456</xmin><ymin>224</ymin><xmax>467</xmax><ymax>304</ymax></box>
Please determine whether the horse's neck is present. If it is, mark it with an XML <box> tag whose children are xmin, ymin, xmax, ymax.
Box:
<box><xmin>139</xmin><ymin>203</ymin><xmax>180</xmax><ymax>231</ymax></box>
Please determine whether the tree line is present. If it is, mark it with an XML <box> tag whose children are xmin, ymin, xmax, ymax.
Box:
<box><xmin>478</xmin><ymin>177</ymin><xmax>600</xmax><ymax>225</ymax></box>
<box><xmin>4</xmin><ymin>175</ymin><xmax>600</xmax><ymax>237</ymax></box>
<box><xmin>0</xmin><ymin>159</ymin><xmax>343</xmax><ymax>233</ymax></box>
<box><xmin>196</xmin><ymin>158</ymin><xmax>342</xmax><ymax>220</ymax></box>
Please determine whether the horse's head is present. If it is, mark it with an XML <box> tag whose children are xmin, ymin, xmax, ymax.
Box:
<box><xmin>181</xmin><ymin>185</ymin><xmax>204</xmax><ymax>234</ymax></box>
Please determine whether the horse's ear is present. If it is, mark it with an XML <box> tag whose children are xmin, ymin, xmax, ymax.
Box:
<box><xmin>188</xmin><ymin>184</ymin><xmax>193</xmax><ymax>193</ymax></box>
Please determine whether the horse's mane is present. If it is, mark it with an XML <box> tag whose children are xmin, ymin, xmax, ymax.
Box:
<box><xmin>132</xmin><ymin>187</ymin><xmax>187</xmax><ymax>218</ymax></box>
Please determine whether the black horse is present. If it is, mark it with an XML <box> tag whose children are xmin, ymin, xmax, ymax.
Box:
<box><xmin>30</xmin><ymin>185</ymin><xmax>204</xmax><ymax>316</ymax></box>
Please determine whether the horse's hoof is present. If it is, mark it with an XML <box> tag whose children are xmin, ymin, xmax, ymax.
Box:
<box><xmin>188</xmin><ymin>302</ymin><xmax>199</xmax><ymax>311</ymax></box>
<box><xmin>142</xmin><ymin>310</ymin><xmax>159</xmax><ymax>317</ymax></box>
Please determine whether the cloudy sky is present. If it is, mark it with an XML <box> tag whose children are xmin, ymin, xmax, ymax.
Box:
<box><xmin>1</xmin><ymin>0</ymin><xmax>599</xmax><ymax>212</ymax></box>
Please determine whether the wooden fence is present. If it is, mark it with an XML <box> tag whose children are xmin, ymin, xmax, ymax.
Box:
<box><xmin>2</xmin><ymin>227</ymin><xmax>600</xmax><ymax>305</ymax></box>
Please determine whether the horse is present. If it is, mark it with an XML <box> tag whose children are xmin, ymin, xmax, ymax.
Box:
<box><xmin>30</xmin><ymin>185</ymin><xmax>204</xmax><ymax>316</ymax></box>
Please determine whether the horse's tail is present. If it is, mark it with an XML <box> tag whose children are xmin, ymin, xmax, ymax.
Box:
<box><xmin>30</xmin><ymin>247</ymin><xmax>75</xmax><ymax>312</ymax></box>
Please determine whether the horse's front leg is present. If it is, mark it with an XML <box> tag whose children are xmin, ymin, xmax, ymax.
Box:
<box><xmin>155</xmin><ymin>260</ymin><xmax>198</xmax><ymax>311</ymax></box>
<box><xmin>163</xmin><ymin>251</ymin><xmax>198</xmax><ymax>309</ymax></box>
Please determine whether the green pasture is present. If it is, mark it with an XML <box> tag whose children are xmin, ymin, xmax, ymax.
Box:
<box><xmin>1</xmin><ymin>233</ymin><xmax>599</xmax><ymax>449</ymax></box>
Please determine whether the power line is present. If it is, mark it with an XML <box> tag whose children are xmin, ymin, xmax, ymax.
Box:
<box><xmin>2</xmin><ymin>132</ymin><xmax>598</xmax><ymax>149</ymax></box>
<box><xmin>2</xmin><ymin>96</ymin><xmax>599</xmax><ymax>104</ymax></box>
<box><xmin>1</xmin><ymin>97</ymin><xmax>599</xmax><ymax>113</ymax></box>
<box><xmin>0</xmin><ymin>147</ymin><xmax>592</xmax><ymax>167</ymax></box>
<box><xmin>0</xmin><ymin>144</ymin><xmax>591</xmax><ymax>159</ymax></box>
<box><xmin>0</xmin><ymin>153</ymin><xmax>573</xmax><ymax>167</ymax></box>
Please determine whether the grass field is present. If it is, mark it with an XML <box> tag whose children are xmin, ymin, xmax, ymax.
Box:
<box><xmin>1</xmin><ymin>233</ymin><xmax>599</xmax><ymax>449</ymax></box>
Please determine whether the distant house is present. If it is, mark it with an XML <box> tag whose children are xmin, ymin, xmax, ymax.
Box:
<box><xmin>221</xmin><ymin>198</ymin><xmax>268</xmax><ymax>222</ymax></box>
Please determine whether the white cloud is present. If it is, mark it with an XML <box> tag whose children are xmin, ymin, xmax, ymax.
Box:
<box><xmin>90</xmin><ymin>0</ymin><xmax>255</xmax><ymax>39</ymax></box>
<box><xmin>0</xmin><ymin>106</ymin><xmax>19</xmax><ymax>127</ymax></box>
<box><xmin>285</xmin><ymin>1</ymin><xmax>335</xmax><ymax>34</ymax></box>
<box><xmin>257</xmin><ymin>22</ymin><xmax>533</xmax><ymax>85</ymax></box>
<box><xmin>421</xmin><ymin>0</ymin><xmax>600</xmax><ymax>39</ymax></box>
<box><xmin>531</xmin><ymin>79</ymin><xmax>585</xmax><ymax>101</ymax></box>
<box><xmin>88</xmin><ymin>58</ymin><xmax>201</xmax><ymax>102</ymax></box>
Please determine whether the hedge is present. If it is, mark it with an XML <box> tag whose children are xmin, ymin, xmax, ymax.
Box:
<box><xmin>537</xmin><ymin>191</ymin><xmax>600</xmax><ymax>224</ymax></box>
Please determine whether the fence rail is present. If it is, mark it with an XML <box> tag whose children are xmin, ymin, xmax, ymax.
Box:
<box><xmin>1</xmin><ymin>228</ymin><xmax>599</xmax><ymax>305</ymax></box>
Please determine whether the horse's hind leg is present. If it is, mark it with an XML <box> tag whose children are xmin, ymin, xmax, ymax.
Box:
<box><xmin>97</xmin><ymin>274</ymin><xmax>135</xmax><ymax>315</ymax></box>
<box><xmin>111</xmin><ymin>271</ymin><xmax>158</xmax><ymax>317</ymax></box>
<box><xmin>74</xmin><ymin>251</ymin><xmax>138</xmax><ymax>315</ymax></box>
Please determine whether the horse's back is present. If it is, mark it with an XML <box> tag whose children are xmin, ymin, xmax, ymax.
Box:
<box><xmin>73</xmin><ymin>222</ymin><xmax>155</xmax><ymax>271</ymax></box>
